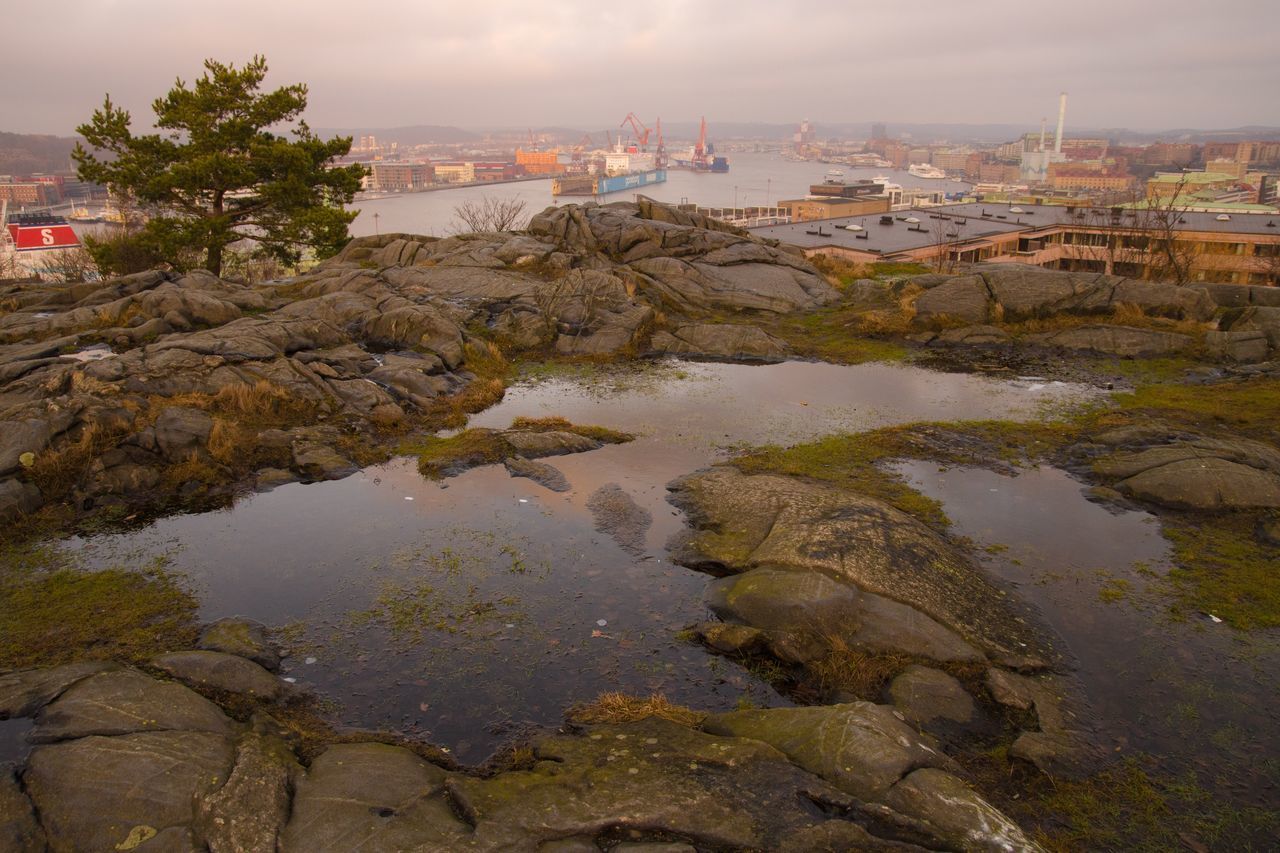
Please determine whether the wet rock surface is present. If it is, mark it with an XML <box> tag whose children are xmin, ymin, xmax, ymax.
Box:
<box><xmin>0</xmin><ymin>200</ymin><xmax>832</xmax><ymax>523</ymax></box>
<box><xmin>1086</xmin><ymin>432</ymin><xmax>1280</xmax><ymax>512</ymax></box>
<box><xmin>669</xmin><ymin>466</ymin><xmax>1037</xmax><ymax>660</ymax></box>
<box><xmin>648</xmin><ymin>323</ymin><xmax>789</xmax><ymax>361</ymax></box>
<box><xmin>198</xmin><ymin>616</ymin><xmax>281</xmax><ymax>671</ymax></box>
<box><xmin>2</xmin><ymin>662</ymin><xmax>1037</xmax><ymax>852</ymax></box>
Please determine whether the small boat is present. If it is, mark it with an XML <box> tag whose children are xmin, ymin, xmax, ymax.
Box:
<box><xmin>908</xmin><ymin>163</ymin><xmax>947</xmax><ymax>179</ymax></box>
<box><xmin>68</xmin><ymin>205</ymin><xmax>102</xmax><ymax>223</ymax></box>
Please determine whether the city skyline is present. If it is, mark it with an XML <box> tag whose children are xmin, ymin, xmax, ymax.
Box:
<box><xmin>4</xmin><ymin>0</ymin><xmax>1279</xmax><ymax>136</ymax></box>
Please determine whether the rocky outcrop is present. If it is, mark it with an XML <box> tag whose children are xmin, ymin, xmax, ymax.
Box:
<box><xmin>1092</xmin><ymin>435</ymin><xmax>1280</xmax><ymax>511</ymax></box>
<box><xmin>0</xmin><ymin>200</ymin><xmax>829</xmax><ymax>523</ymax></box>
<box><xmin>1023</xmin><ymin>325</ymin><xmax>1193</xmax><ymax>357</ymax></box>
<box><xmin>648</xmin><ymin>322</ymin><xmax>789</xmax><ymax>361</ymax></box>
<box><xmin>668</xmin><ymin>467</ymin><xmax>1038</xmax><ymax>661</ymax></box>
<box><xmin>704</xmin><ymin>567</ymin><xmax>984</xmax><ymax>664</ymax></box>
<box><xmin>198</xmin><ymin>616</ymin><xmax>282</xmax><ymax>671</ymax></box>
<box><xmin>3</xmin><ymin>661</ymin><xmax>1039</xmax><ymax>852</ymax></box>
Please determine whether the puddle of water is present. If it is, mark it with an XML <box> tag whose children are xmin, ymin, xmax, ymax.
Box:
<box><xmin>0</xmin><ymin>717</ymin><xmax>34</xmax><ymax>766</ymax></box>
<box><xmin>893</xmin><ymin>461</ymin><xmax>1280</xmax><ymax>799</ymax></box>
<box><xmin>64</xmin><ymin>359</ymin><xmax>1098</xmax><ymax>764</ymax></box>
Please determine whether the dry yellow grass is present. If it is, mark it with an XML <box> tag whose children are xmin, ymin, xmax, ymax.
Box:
<box><xmin>26</xmin><ymin>424</ymin><xmax>119</xmax><ymax>499</ymax></box>
<box><xmin>566</xmin><ymin>692</ymin><xmax>706</xmax><ymax>727</ymax></box>
<box><xmin>160</xmin><ymin>452</ymin><xmax>223</xmax><ymax>490</ymax></box>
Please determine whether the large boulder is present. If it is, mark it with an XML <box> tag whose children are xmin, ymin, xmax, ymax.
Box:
<box><xmin>648</xmin><ymin>323</ymin><xmax>789</xmax><ymax>361</ymax></box>
<box><xmin>702</xmin><ymin>703</ymin><xmax>952</xmax><ymax>800</ymax></box>
<box><xmin>974</xmin><ymin>265</ymin><xmax>1108</xmax><ymax>320</ymax></box>
<box><xmin>882</xmin><ymin>768</ymin><xmax>1038</xmax><ymax>853</ymax></box>
<box><xmin>198</xmin><ymin>617</ymin><xmax>281</xmax><ymax>671</ymax></box>
<box><xmin>706</xmin><ymin>567</ymin><xmax>983</xmax><ymax>663</ymax></box>
<box><xmin>1024</xmin><ymin>325</ymin><xmax>1193</xmax><ymax>357</ymax></box>
<box><xmin>0</xmin><ymin>662</ymin><xmax>119</xmax><ymax>719</ymax></box>
<box><xmin>1117</xmin><ymin>457</ymin><xmax>1280</xmax><ymax>510</ymax></box>
<box><xmin>32</xmin><ymin>669</ymin><xmax>233</xmax><ymax>742</ymax></box>
<box><xmin>152</xmin><ymin>650</ymin><xmax>286</xmax><ymax>701</ymax></box>
<box><xmin>281</xmin><ymin>742</ymin><xmax>470</xmax><ymax>851</ymax></box>
<box><xmin>23</xmin><ymin>731</ymin><xmax>235</xmax><ymax>851</ymax></box>
<box><xmin>669</xmin><ymin>467</ymin><xmax>1037</xmax><ymax>659</ymax></box>
<box><xmin>447</xmin><ymin>717</ymin><xmax>890</xmax><ymax>851</ymax></box>
<box><xmin>888</xmin><ymin>665</ymin><xmax>979</xmax><ymax>727</ymax></box>
<box><xmin>153</xmin><ymin>405</ymin><xmax>214</xmax><ymax>461</ymax></box>
<box><xmin>913</xmin><ymin>275</ymin><xmax>992</xmax><ymax>325</ymax></box>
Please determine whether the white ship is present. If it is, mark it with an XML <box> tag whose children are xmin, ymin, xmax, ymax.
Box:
<box><xmin>908</xmin><ymin>163</ymin><xmax>947</xmax><ymax>179</ymax></box>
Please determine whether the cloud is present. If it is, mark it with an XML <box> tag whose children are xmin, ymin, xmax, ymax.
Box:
<box><xmin>3</xmin><ymin>0</ymin><xmax>1277</xmax><ymax>134</ymax></box>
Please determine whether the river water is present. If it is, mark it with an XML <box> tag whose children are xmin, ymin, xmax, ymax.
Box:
<box><xmin>62</xmin><ymin>359</ymin><xmax>1084</xmax><ymax>764</ymax></box>
<box><xmin>346</xmin><ymin>151</ymin><xmax>971</xmax><ymax>238</ymax></box>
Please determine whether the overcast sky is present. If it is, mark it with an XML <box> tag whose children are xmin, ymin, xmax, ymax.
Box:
<box><xmin>4</xmin><ymin>0</ymin><xmax>1278</xmax><ymax>136</ymax></box>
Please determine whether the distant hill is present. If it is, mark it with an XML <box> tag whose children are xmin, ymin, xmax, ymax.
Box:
<box><xmin>312</xmin><ymin>125</ymin><xmax>479</xmax><ymax>146</ymax></box>
<box><xmin>0</xmin><ymin>132</ymin><xmax>79</xmax><ymax>176</ymax></box>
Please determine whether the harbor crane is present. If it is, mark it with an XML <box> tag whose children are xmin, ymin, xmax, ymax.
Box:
<box><xmin>619</xmin><ymin>112</ymin><xmax>651</xmax><ymax>150</ymax></box>
<box><xmin>693</xmin><ymin>116</ymin><xmax>710</xmax><ymax>169</ymax></box>
<box><xmin>654</xmin><ymin>117</ymin><xmax>668</xmax><ymax>168</ymax></box>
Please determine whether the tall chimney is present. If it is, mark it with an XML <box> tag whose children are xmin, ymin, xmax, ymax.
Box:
<box><xmin>1055</xmin><ymin>92</ymin><xmax>1067</xmax><ymax>155</ymax></box>
<box><xmin>1040</xmin><ymin>117</ymin><xmax>1047</xmax><ymax>151</ymax></box>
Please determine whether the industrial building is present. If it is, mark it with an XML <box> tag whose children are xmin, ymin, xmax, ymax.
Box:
<box><xmin>750</xmin><ymin>202</ymin><xmax>1280</xmax><ymax>285</ymax></box>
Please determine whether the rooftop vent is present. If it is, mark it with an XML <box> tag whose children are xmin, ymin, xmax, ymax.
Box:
<box><xmin>855</xmin><ymin>232</ymin><xmax>869</xmax><ymax>240</ymax></box>
<box><xmin>1267</xmin><ymin>220</ymin><xmax>1276</xmax><ymax>227</ymax></box>
<box><xmin>879</xmin><ymin>215</ymin><xmax>894</xmax><ymax>225</ymax></box>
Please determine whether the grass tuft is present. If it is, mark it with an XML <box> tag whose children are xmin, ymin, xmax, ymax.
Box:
<box><xmin>565</xmin><ymin>692</ymin><xmax>705</xmax><ymax>727</ymax></box>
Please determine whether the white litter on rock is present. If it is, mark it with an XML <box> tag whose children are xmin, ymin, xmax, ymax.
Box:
<box><xmin>304</xmin><ymin>657</ymin><xmax>317</xmax><ymax>665</ymax></box>
<box><xmin>596</xmin><ymin>619</ymin><xmax>608</xmax><ymax>627</ymax></box>
<box><xmin>404</xmin><ymin>496</ymin><xmax>414</xmax><ymax>501</ymax></box>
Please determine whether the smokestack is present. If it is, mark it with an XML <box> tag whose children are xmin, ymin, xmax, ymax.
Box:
<box><xmin>1039</xmin><ymin>117</ymin><xmax>1047</xmax><ymax>151</ymax></box>
<box><xmin>1055</xmin><ymin>92</ymin><xmax>1067</xmax><ymax>155</ymax></box>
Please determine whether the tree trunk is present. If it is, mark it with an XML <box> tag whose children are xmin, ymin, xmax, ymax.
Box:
<box><xmin>207</xmin><ymin>192</ymin><xmax>225</xmax><ymax>277</ymax></box>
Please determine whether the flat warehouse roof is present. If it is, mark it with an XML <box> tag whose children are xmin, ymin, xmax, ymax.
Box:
<box><xmin>749</xmin><ymin>209</ymin><xmax>1027</xmax><ymax>255</ymax></box>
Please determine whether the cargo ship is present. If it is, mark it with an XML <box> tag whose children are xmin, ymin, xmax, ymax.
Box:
<box><xmin>553</xmin><ymin>169</ymin><xmax>667</xmax><ymax>196</ymax></box>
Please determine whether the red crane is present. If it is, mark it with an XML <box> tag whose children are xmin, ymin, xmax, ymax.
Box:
<box><xmin>693</xmin><ymin>116</ymin><xmax>709</xmax><ymax>169</ymax></box>
<box><xmin>619</xmin><ymin>112</ymin><xmax>651</xmax><ymax>150</ymax></box>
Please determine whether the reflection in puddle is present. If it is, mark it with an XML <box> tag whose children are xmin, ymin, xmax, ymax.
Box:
<box><xmin>893</xmin><ymin>461</ymin><xmax>1280</xmax><ymax>800</ymax></box>
<box><xmin>64</xmin><ymin>360</ymin><xmax>1097</xmax><ymax>764</ymax></box>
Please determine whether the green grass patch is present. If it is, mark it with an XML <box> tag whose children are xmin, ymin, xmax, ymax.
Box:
<box><xmin>0</xmin><ymin>544</ymin><xmax>198</xmax><ymax>669</ymax></box>
<box><xmin>1162</xmin><ymin>515</ymin><xmax>1280</xmax><ymax>629</ymax></box>
<box><xmin>767</xmin><ymin>304</ymin><xmax>913</xmax><ymax>364</ymax></box>
<box><xmin>869</xmin><ymin>261</ymin><xmax>931</xmax><ymax>279</ymax></box>
<box><xmin>406</xmin><ymin>416</ymin><xmax>634</xmax><ymax>479</ymax></box>
<box><xmin>1025</xmin><ymin>758</ymin><xmax>1278</xmax><ymax>852</ymax></box>
<box><xmin>1113</xmin><ymin>377</ymin><xmax>1280</xmax><ymax>439</ymax></box>
<box><xmin>731</xmin><ymin>419</ymin><xmax>1083</xmax><ymax>531</ymax></box>
<box><xmin>731</xmin><ymin>428</ymin><xmax>949</xmax><ymax>529</ymax></box>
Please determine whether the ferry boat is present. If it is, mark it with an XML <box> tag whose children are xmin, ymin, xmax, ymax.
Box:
<box><xmin>908</xmin><ymin>163</ymin><xmax>947</xmax><ymax>179</ymax></box>
<box><xmin>1</xmin><ymin>201</ymin><xmax>83</xmax><ymax>277</ymax></box>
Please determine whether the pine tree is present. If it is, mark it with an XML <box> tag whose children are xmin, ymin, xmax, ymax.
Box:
<box><xmin>74</xmin><ymin>56</ymin><xmax>366</xmax><ymax>277</ymax></box>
